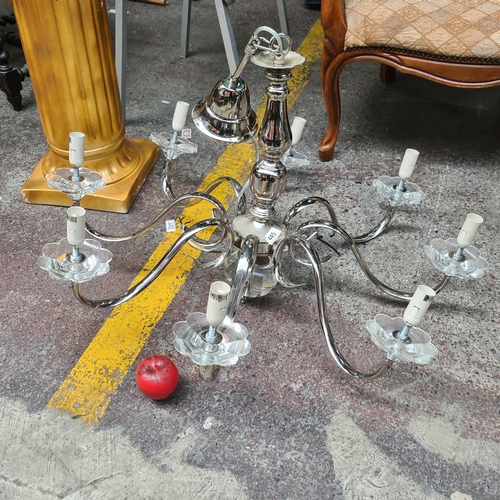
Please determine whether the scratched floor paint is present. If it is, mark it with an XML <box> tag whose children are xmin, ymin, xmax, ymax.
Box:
<box><xmin>0</xmin><ymin>397</ymin><xmax>489</xmax><ymax>499</ymax></box>
<box><xmin>326</xmin><ymin>410</ymin><xmax>449</xmax><ymax>500</ymax></box>
<box><xmin>0</xmin><ymin>397</ymin><xmax>248</xmax><ymax>499</ymax></box>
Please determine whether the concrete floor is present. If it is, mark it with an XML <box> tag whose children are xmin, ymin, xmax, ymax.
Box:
<box><xmin>1</xmin><ymin>1</ymin><xmax>499</xmax><ymax>499</ymax></box>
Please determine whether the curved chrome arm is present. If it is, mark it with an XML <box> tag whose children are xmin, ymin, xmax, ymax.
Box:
<box><xmin>177</xmin><ymin>180</ymin><xmax>245</xmax><ymax>253</ymax></box>
<box><xmin>225</xmin><ymin>235</ymin><xmax>259</xmax><ymax>321</ymax></box>
<box><xmin>274</xmin><ymin>236</ymin><xmax>394</xmax><ymax>379</ymax></box>
<box><xmin>283</xmin><ymin>197</ymin><xmax>340</xmax><ymax>266</ymax></box>
<box><xmin>283</xmin><ymin>196</ymin><xmax>339</xmax><ymax>227</ymax></box>
<box><xmin>297</xmin><ymin>220</ymin><xmax>451</xmax><ymax>300</ymax></box>
<box><xmin>73</xmin><ymin>219</ymin><xmax>234</xmax><ymax>309</ymax></box>
<box><xmin>162</xmin><ymin>136</ymin><xmax>259</xmax><ymax>217</ymax></box>
<box><xmin>283</xmin><ymin>197</ymin><xmax>396</xmax><ymax>245</ymax></box>
<box><xmin>162</xmin><ymin>157</ymin><xmax>176</xmax><ymax>201</ymax></box>
<box><xmin>163</xmin><ymin>158</ymin><xmax>246</xmax><ymax>214</ymax></box>
<box><xmin>353</xmin><ymin>205</ymin><xmax>397</xmax><ymax>244</ymax></box>
<box><xmin>85</xmin><ymin>192</ymin><xmax>228</xmax><ymax>243</ymax></box>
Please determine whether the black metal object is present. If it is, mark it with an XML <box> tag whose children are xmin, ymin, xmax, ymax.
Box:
<box><xmin>0</xmin><ymin>13</ymin><xmax>29</xmax><ymax>111</ymax></box>
<box><xmin>305</xmin><ymin>0</ymin><xmax>321</xmax><ymax>9</ymax></box>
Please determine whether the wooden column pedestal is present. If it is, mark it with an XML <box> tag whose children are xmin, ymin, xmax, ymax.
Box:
<box><xmin>12</xmin><ymin>0</ymin><xmax>160</xmax><ymax>212</ymax></box>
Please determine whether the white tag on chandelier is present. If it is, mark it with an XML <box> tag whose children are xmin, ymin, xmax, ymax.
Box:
<box><xmin>265</xmin><ymin>227</ymin><xmax>282</xmax><ymax>245</ymax></box>
<box><xmin>165</xmin><ymin>220</ymin><xmax>176</xmax><ymax>233</ymax></box>
<box><xmin>181</xmin><ymin>128</ymin><xmax>192</xmax><ymax>139</ymax></box>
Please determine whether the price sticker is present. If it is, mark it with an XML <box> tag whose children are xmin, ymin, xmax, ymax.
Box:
<box><xmin>265</xmin><ymin>227</ymin><xmax>282</xmax><ymax>245</ymax></box>
<box><xmin>165</xmin><ymin>220</ymin><xmax>176</xmax><ymax>233</ymax></box>
<box><xmin>181</xmin><ymin>128</ymin><xmax>192</xmax><ymax>139</ymax></box>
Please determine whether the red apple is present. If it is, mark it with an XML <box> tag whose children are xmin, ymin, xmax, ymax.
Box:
<box><xmin>136</xmin><ymin>355</ymin><xmax>179</xmax><ymax>400</ymax></box>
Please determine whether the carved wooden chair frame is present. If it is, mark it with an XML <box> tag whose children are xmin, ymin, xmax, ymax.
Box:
<box><xmin>318</xmin><ymin>0</ymin><xmax>500</xmax><ymax>161</ymax></box>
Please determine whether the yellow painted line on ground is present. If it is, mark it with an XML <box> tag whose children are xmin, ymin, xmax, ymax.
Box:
<box><xmin>47</xmin><ymin>19</ymin><xmax>324</xmax><ymax>425</ymax></box>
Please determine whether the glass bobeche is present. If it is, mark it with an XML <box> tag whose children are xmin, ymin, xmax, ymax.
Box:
<box><xmin>172</xmin><ymin>312</ymin><xmax>251</xmax><ymax>367</ymax></box>
<box><xmin>150</xmin><ymin>131</ymin><xmax>197</xmax><ymax>159</ymax></box>
<box><xmin>281</xmin><ymin>149</ymin><xmax>310</xmax><ymax>168</ymax></box>
<box><xmin>425</xmin><ymin>238</ymin><xmax>488</xmax><ymax>279</ymax></box>
<box><xmin>46</xmin><ymin>168</ymin><xmax>106</xmax><ymax>201</ymax></box>
<box><xmin>367</xmin><ymin>314</ymin><xmax>437</xmax><ymax>364</ymax></box>
<box><xmin>38</xmin><ymin>238</ymin><xmax>112</xmax><ymax>283</ymax></box>
<box><xmin>373</xmin><ymin>176</ymin><xmax>426</xmax><ymax>207</ymax></box>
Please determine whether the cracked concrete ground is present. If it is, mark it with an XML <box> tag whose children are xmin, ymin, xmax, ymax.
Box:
<box><xmin>0</xmin><ymin>0</ymin><xmax>499</xmax><ymax>499</ymax></box>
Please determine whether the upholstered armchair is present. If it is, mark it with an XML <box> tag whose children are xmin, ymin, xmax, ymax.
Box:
<box><xmin>319</xmin><ymin>0</ymin><xmax>500</xmax><ymax>161</ymax></box>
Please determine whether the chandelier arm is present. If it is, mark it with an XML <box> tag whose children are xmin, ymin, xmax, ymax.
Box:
<box><xmin>180</xmin><ymin>177</ymin><xmax>246</xmax><ymax>253</ymax></box>
<box><xmin>283</xmin><ymin>196</ymin><xmax>339</xmax><ymax>227</ymax></box>
<box><xmin>72</xmin><ymin>219</ymin><xmax>234</xmax><ymax>309</ymax></box>
<box><xmin>352</xmin><ymin>205</ymin><xmax>397</xmax><ymax>244</ymax></box>
<box><xmin>170</xmin><ymin>177</ymin><xmax>248</xmax><ymax>252</ymax></box>
<box><xmin>299</xmin><ymin>220</ymin><xmax>450</xmax><ymax>301</ymax></box>
<box><xmin>312</xmin><ymin>220</ymin><xmax>412</xmax><ymax>300</ymax></box>
<box><xmin>276</xmin><ymin>236</ymin><xmax>394</xmax><ymax>379</ymax></box>
<box><xmin>84</xmin><ymin>193</ymin><xmax>228</xmax><ymax>243</ymax></box>
<box><xmin>162</xmin><ymin>157</ymin><xmax>177</xmax><ymax>202</ymax></box>
<box><xmin>203</xmin><ymin>177</ymin><xmax>247</xmax><ymax>216</ymax></box>
<box><xmin>162</xmin><ymin>155</ymin><xmax>246</xmax><ymax>215</ymax></box>
<box><xmin>160</xmin><ymin>135</ymin><xmax>257</xmax><ymax>253</ymax></box>
<box><xmin>274</xmin><ymin>238</ymin><xmax>307</xmax><ymax>288</ymax></box>
<box><xmin>200</xmin><ymin>134</ymin><xmax>259</xmax><ymax>217</ymax></box>
<box><xmin>183</xmin><ymin>225</ymin><xmax>230</xmax><ymax>253</ymax></box>
<box><xmin>179</xmin><ymin>177</ymin><xmax>247</xmax><ymax>253</ymax></box>
<box><xmin>225</xmin><ymin>235</ymin><xmax>260</xmax><ymax>321</ymax></box>
<box><xmin>286</xmin><ymin>225</ymin><xmax>336</xmax><ymax>267</ymax></box>
<box><xmin>188</xmin><ymin>240</ymin><xmax>235</xmax><ymax>270</ymax></box>
<box><xmin>284</xmin><ymin>199</ymin><xmax>396</xmax><ymax>245</ymax></box>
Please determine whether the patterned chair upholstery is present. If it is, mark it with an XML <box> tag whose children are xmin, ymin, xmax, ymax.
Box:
<box><xmin>319</xmin><ymin>0</ymin><xmax>500</xmax><ymax>161</ymax></box>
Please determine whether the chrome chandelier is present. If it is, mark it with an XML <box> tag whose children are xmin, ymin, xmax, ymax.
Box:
<box><xmin>39</xmin><ymin>27</ymin><xmax>488</xmax><ymax>382</ymax></box>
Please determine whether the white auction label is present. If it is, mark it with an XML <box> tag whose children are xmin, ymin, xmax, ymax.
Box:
<box><xmin>165</xmin><ymin>220</ymin><xmax>176</xmax><ymax>232</ymax></box>
<box><xmin>265</xmin><ymin>227</ymin><xmax>282</xmax><ymax>245</ymax></box>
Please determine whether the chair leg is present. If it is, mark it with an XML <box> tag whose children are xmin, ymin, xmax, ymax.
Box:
<box><xmin>276</xmin><ymin>0</ymin><xmax>290</xmax><ymax>35</ymax></box>
<box><xmin>0</xmin><ymin>31</ymin><xmax>25</xmax><ymax>111</ymax></box>
<box><xmin>0</xmin><ymin>15</ymin><xmax>26</xmax><ymax>111</ymax></box>
<box><xmin>214</xmin><ymin>0</ymin><xmax>239</xmax><ymax>74</ymax></box>
<box><xmin>181</xmin><ymin>0</ymin><xmax>191</xmax><ymax>58</ymax></box>
<box><xmin>319</xmin><ymin>51</ymin><xmax>343</xmax><ymax>162</ymax></box>
<box><xmin>380</xmin><ymin>64</ymin><xmax>396</xmax><ymax>84</ymax></box>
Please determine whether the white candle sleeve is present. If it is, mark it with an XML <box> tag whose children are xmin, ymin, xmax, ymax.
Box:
<box><xmin>69</xmin><ymin>132</ymin><xmax>85</xmax><ymax>167</ymax></box>
<box><xmin>172</xmin><ymin>101</ymin><xmax>190</xmax><ymax>132</ymax></box>
<box><xmin>457</xmin><ymin>213</ymin><xmax>483</xmax><ymax>248</ymax></box>
<box><xmin>67</xmin><ymin>206</ymin><xmax>86</xmax><ymax>247</ymax></box>
<box><xmin>403</xmin><ymin>285</ymin><xmax>436</xmax><ymax>326</ymax></box>
<box><xmin>206</xmin><ymin>281</ymin><xmax>231</xmax><ymax>326</ymax></box>
<box><xmin>291</xmin><ymin>117</ymin><xmax>306</xmax><ymax>146</ymax></box>
<box><xmin>398</xmin><ymin>148</ymin><xmax>419</xmax><ymax>180</ymax></box>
